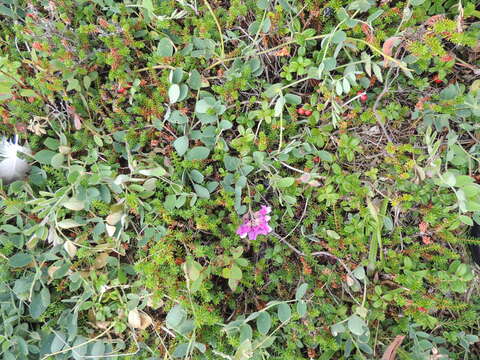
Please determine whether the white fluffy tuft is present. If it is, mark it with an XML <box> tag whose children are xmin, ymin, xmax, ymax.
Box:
<box><xmin>0</xmin><ymin>137</ymin><xmax>31</xmax><ymax>184</ymax></box>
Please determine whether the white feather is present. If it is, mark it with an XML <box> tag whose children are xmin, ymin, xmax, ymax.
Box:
<box><xmin>0</xmin><ymin>136</ymin><xmax>31</xmax><ymax>184</ymax></box>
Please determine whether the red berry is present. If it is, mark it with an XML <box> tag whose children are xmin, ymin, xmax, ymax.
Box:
<box><xmin>357</xmin><ymin>91</ymin><xmax>368</xmax><ymax>103</ymax></box>
<box><xmin>432</xmin><ymin>75</ymin><xmax>443</xmax><ymax>84</ymax></box>
<box><xmin>417</xmin><ymin>307</ymin><xmax>427</xmax><ymax>313</ymax></box>
<box><xmin>117</xmin><ymin>87</ymin><xmax>126</xmax><ymax>94</ymax></box>
<box><xmin>26</xmin><ymin>13</ymin><xmax>35</xmax><ymax>18</ymax></box>
<box><xmin>297</xmin><ymin>108</ymin><xmax>305</xmax><ymax>115</ymax></box>
<box><xmin>304</xmin><ymin>110</ymin><xmax>312</xmax><ymax>116</ymax></box>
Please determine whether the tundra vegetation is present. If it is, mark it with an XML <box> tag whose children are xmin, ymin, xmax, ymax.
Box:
<box><xmin>0</xmin><ymin>0</ymin><xmax>480</xmax><ymax>359</ymax></box>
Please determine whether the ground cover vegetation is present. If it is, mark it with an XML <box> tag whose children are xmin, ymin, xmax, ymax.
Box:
<box><xmin>1</xmin><ymin>0</ymin><xmax>480</xmax><ymax>359</ymax></box>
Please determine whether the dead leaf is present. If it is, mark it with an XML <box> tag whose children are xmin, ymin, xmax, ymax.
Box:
<box><xmin>382</xmin><ymin>335</ymin><xmax>405</xmax><ymax>360</ymax></box>
<box><xmin>273</xmin><ymin>47</ymin><xmax>290</xmax><ymax>57</ymax></box>
<box><xmin>95</xmin><ymin>321</ymin><xmax>110</xmax><ymax>330</ymax></box>
<box><xmin>298</xmin><ymin>173</ymin><xmax>311</xmax><ymax>183</ymax></box>
<box><xmin>106</xmin><ymin>212</ymin><xmax>123</xmax><ymax>226</ymax></box>
<box><xmin>382</xmin><ymin>37</ymin><xmax>401</xmax><ymax>67</ymax></box>
<box><xmin>94</xmin><ymin>253</ymin><xmax>109</xmax><ymax>269</ymax></box>
<box><xmin>139</xmin><ymin>312</ymin><xmax>153</xmax><ymax>329</ymax></box>
<box><xmin>308</xmin><ymin>180</ymin><xmax>321</xmax><ymax>187</ymax></box>
<box><xmin>361</xmin><ymin>23</ymin><xmax>375</xmax><ymax>44</ymax></box>
<box><xmin>47</xmin><ymin>265</ymin><xmax>60</xmax><ymax>279</ymax></box>
<box><xmin>105</xmin><ymin>224</ymin><xmax>116</xmax><ymax>237</ymax></box>
<box><xmin>67</xmin><ymin>105</ymin><xmax>82</xmax><ymax>130</ymax></box>
<box><xmin>128</xmin><ymin>309</ymin><xmax>153</xmax><ymax>329</ymax></box>
<box><xmin>419</xmin><ymin>221</ymin><xmax>428</xmax><ymax>233</ymax></box>
<box><xmin>64</xmin><ymin>240</ymin><xmax>77</xmax><ymax>258</ymax></box>
<box><xmin>425</xmin><ymin>14</ymin><xmax>445</xmax><ymax>26</ymax></box>
<box><xmin>422</xmin><ymin>236</ymin><xmax>433</xmax><ymax>245</ymax></box>
<box><xmin>128</xmin><ymin>309</ymin><xmax>142</xmax><ymax>328</ymax></box>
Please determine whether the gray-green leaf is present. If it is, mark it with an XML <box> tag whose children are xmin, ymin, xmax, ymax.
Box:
<box><xmin>185</xmin><ymin>147</ymin><xmax>210</xmax><ymax>161</ymax></box>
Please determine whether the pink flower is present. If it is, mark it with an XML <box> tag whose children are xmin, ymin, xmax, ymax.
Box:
<box><xmin>236</xmin><ymin>206</ymin><xmax>273</xmax><ymax>240</ymax></box>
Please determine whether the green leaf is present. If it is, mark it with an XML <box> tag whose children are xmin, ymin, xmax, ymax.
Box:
<box><xmin>277</xmin><ymin>303</ymin><xmax>291</xmax><ymax>322</ymax></box>
<box><xmin>62</xmin><ymin>198</ymin><xmax>85</xmax><ymax>211</ymax></box>
<box><xmin>138</xmin><ymin>166</ymin><xmax>167</xmax><ymax>177</ymax></box>
<box><xmin>9</xmin><ymin>253</ymin><xmax>33</xmax><ymax>268</ymax></box>
<box><xmin>459</xmin><ymin>215</ymin><xmax>473</xmax><ymax>226</ymax></box>
<box><xmin>142</xmin><ymin>0</ymin><xmax>154</xmax><ymax>13</ymax></box>
<box><xmin>331</xmin><ymin>322</ymin><xmax>346</xmax><ymax>336</ymax></box>
<box><xmin>276</xmin><ymin>177</ymin><xmax>295</xmax><ymax>188</ymax></box>
<box><xmin>367</xmin><ymin>9</ymin><xmax>384</xmax><ymax>23</ymax></box>
<box><xmin>184</xmin><ymin>259</ymin><xmax>201</xmax><ymax>281</ymax></box>
<box><xmin>190</xmin><ymin>170</ymin><xmax>204</xmax><ymax>183</ymax></box>
<box><xmin>168</xmin><ymin>84</ymin><xmax>180</xmax><ymax>103</ymax></box>
<box><xmin>169</xmin><ymin>68</ymin><xmax>184</xmax><ymax>84</ymax></box>
<box><xmin>230</xmin><ymin>264</ymin><xmax>242</xmax><ymax>280</ymax></box>
<box><xmin>50</xmin><ymin>333</ymin><xmax>66</xmax><ymax>353</ymax></box>
<box><xmin>168</xmin><ymin>110</ymin><xmax>188</xmax><ymax>124</ymax></box>
<box><xmin>66</xmin><ymin>78</ymin><xmax>81</xmax><ymax>92</ymax></box>
<box><xmin>234</xmin><ymin>339</ymin><xmax>252</xmax><ymax>360</ymax></box>
<box><xmin>195</xmin><ymin>99</ymin><xmax>211</xmax><ymax>113</ymax></box>
<box><xmin>295</xmin><ymin>283</ymin><xmax>308</xmax><ymax>300</ymax></box>
<box><xmin>90</xmin><ymin>341</ymin><xmax>105</xmax><ymax>359</ymax></box>
<box><xmin>164</xmin><ymin>194</ymin><xmax>176</xmax><ymax>211</ymax></box>
<box><xmin>347</xmin><ymin>315</ymin><xmax>366</xmax><ymax>336</ymax></box>
<box><xmin>240</xmin><ymin>324</ymin><xmax>252</xmax><ymax>342</ymax></box>
<box><xmin>157</xmin><ymin>37</ymin><xmax>173</xmax><ymax>56</ymax></box>
<box><xmin>185</xmin><ymin>146</ymin><xmax>210</xmax><ymax>161</ymax></box>
<box><xmin>257</xmin><ymin>0</ymin><xmax>269</xmax><ymax>9</ymax></box>
<box><xmin>40</xmin><ymin>286</ymin><xmax>51</xmax><ymax>307</ymax></box>
<box><xmin>166</xmin><ymin>304</ymin><xmax>187</xmax><ymax>329</ymax></box>
<box><xmin>193</xmin><ymin>184</ymin><xmax>210</xmax><ymax>198</ymax></box>
<box><xmin>263</xmin><ymin>83</ymin><xmax>282</xmax><ymax>98</ymax></box>
<box><xmin>332</xmin><ymin>30</ymin><xmax>346</xmax><ymax>44</ymax></box>
<box><xmin>256</xmin><ymin>311</ymin><xmax>272</xmax><ymax>335</ymax></box>
<box><xmin>224</xmin><ymin>155</ymin><xmax>240</xmax><ymax>171</ymax></box>
<box><xmin>440</xmin><ymin>84</ymin><xmax>459</xmax><ymax>100</ymax></box>
<box><xmin>0</xmin><ymin>5</ymin><xmax>15</xmax><ymax>17</ymax></box>
<box><xmin>317</xmin><ymin>150</ymin><xmax>333</xmax><ymax>162</ymax></box>
<box><xmin>284</xmin><ymin>93</ymin><xmax>302</xmax><ymax>105</ymax></box>
<box><xmin>30</xmin><ymin>290</ymin><xmax>48</xmax><ymax>319</ymax></box>
<box><xmin>187</xmin><ymin>69</ymin><xmax>202</xmax><ymax>90</ymax></box>
<box><xmin>72</xmin><ymin>337</ymin><xmax>88</xmax><ymax>360</ymax></box>
<box><xmin>34</xmin><ymin>150</ymin><xmax>57</xmax><ymax>164</ymax></box>
<box><xmin>219</xmin><ymin>120</ymin><xmax>233</xmax><ymax>130</ymax></box>
<box><xmin>442</xmin><ymin>172</ymin><xmax>456</xmax><ymax>187</ymax></box>
<box><xmin>348</xmin><ymin>0</ymin><xmax>375</xmax><ymax>12</ymax></box>
<box><xmin>352</xmin><ymin>266</ymin><xmax>366</xmax><ymax>281</ymax></box>
<box><xmin>19</xmin><ymin>89</ymin><xmax>37</xmax><ymax>98</ymax></box>
<box><xmin>172</xmin><ymin>343</ymin><xmax>190</xmax><ymax>358</ymax></box>
<box><xmin>410</xmin><ymin>0</ymin><xmax>425</xmax><ymax>5</ymax></box>
<box><xmin>173</xmin><ymin>136</ymin><xmax>189</xmax><ymax>156</ymax></box>
<box><xmin>296</xmin><ymin>300</ymin><xmax>307</xmax><ymax>316</ymax></box>
<box><xmin>326</xmin><ymin>229</ymin><xmax>340</xmax><ymax>239</ymax></box>
<box><xmin>57</xmin><ymin>219</ymin><xmax>82</xmax><ymax>229</ymax></box>
<box><xmin>1</xmin><ymin>224</ymin><xmax>20</xmax><ymax>233</ymax></box>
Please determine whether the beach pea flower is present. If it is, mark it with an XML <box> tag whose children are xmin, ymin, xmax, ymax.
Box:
<box><xmin>236</xmin><ymin>205</ymin><xmax>272</xmax><ymax>240</ymax></box>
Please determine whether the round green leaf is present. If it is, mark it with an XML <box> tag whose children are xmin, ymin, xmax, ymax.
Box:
<box><xmin>348</xmin><ymin>315</ymin><xmax>366</xmax><ymax>336</ymax></box>
<box><xmin>9</xmin><ymin>253</ymin><xmax>33</xmax><ymax>268</ymax></box>
<box><xmin>173</xmin><ymin>136</ymin><xmax>189</xmax><ymax>156</ymax></box>
<box><xmin>34</xmin><ymin>150</ymin><xmax>56</xmax><ymax>165</ymax></box>
<box><xmin>277</xmin><ymin>303</ymin><xmax>291</xmax><ymax>322</ymax></box>
<box><xmin>295</xmin><ymin>283</ymin><xmax>308</xmax><ymax>300</ymax></box>
<box><xmin>256</xmin><ymin>311</ymin><xmax>272</xmax><ymax>335</ymax></box>
<box><xmin>185</xmin><ymin>147</ymin><xmax>210</xmax><ymax>161</ymax></box>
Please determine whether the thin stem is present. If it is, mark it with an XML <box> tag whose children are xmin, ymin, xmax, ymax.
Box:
<box><xmin>204</xmin><ymin>0</ymin><xmax>225</xmax><ymax>58</ymax></box>
<box><xmin>41</xmin><ymin>325</ymin><xmax>114</xmax><ymax>360</ymax></box>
